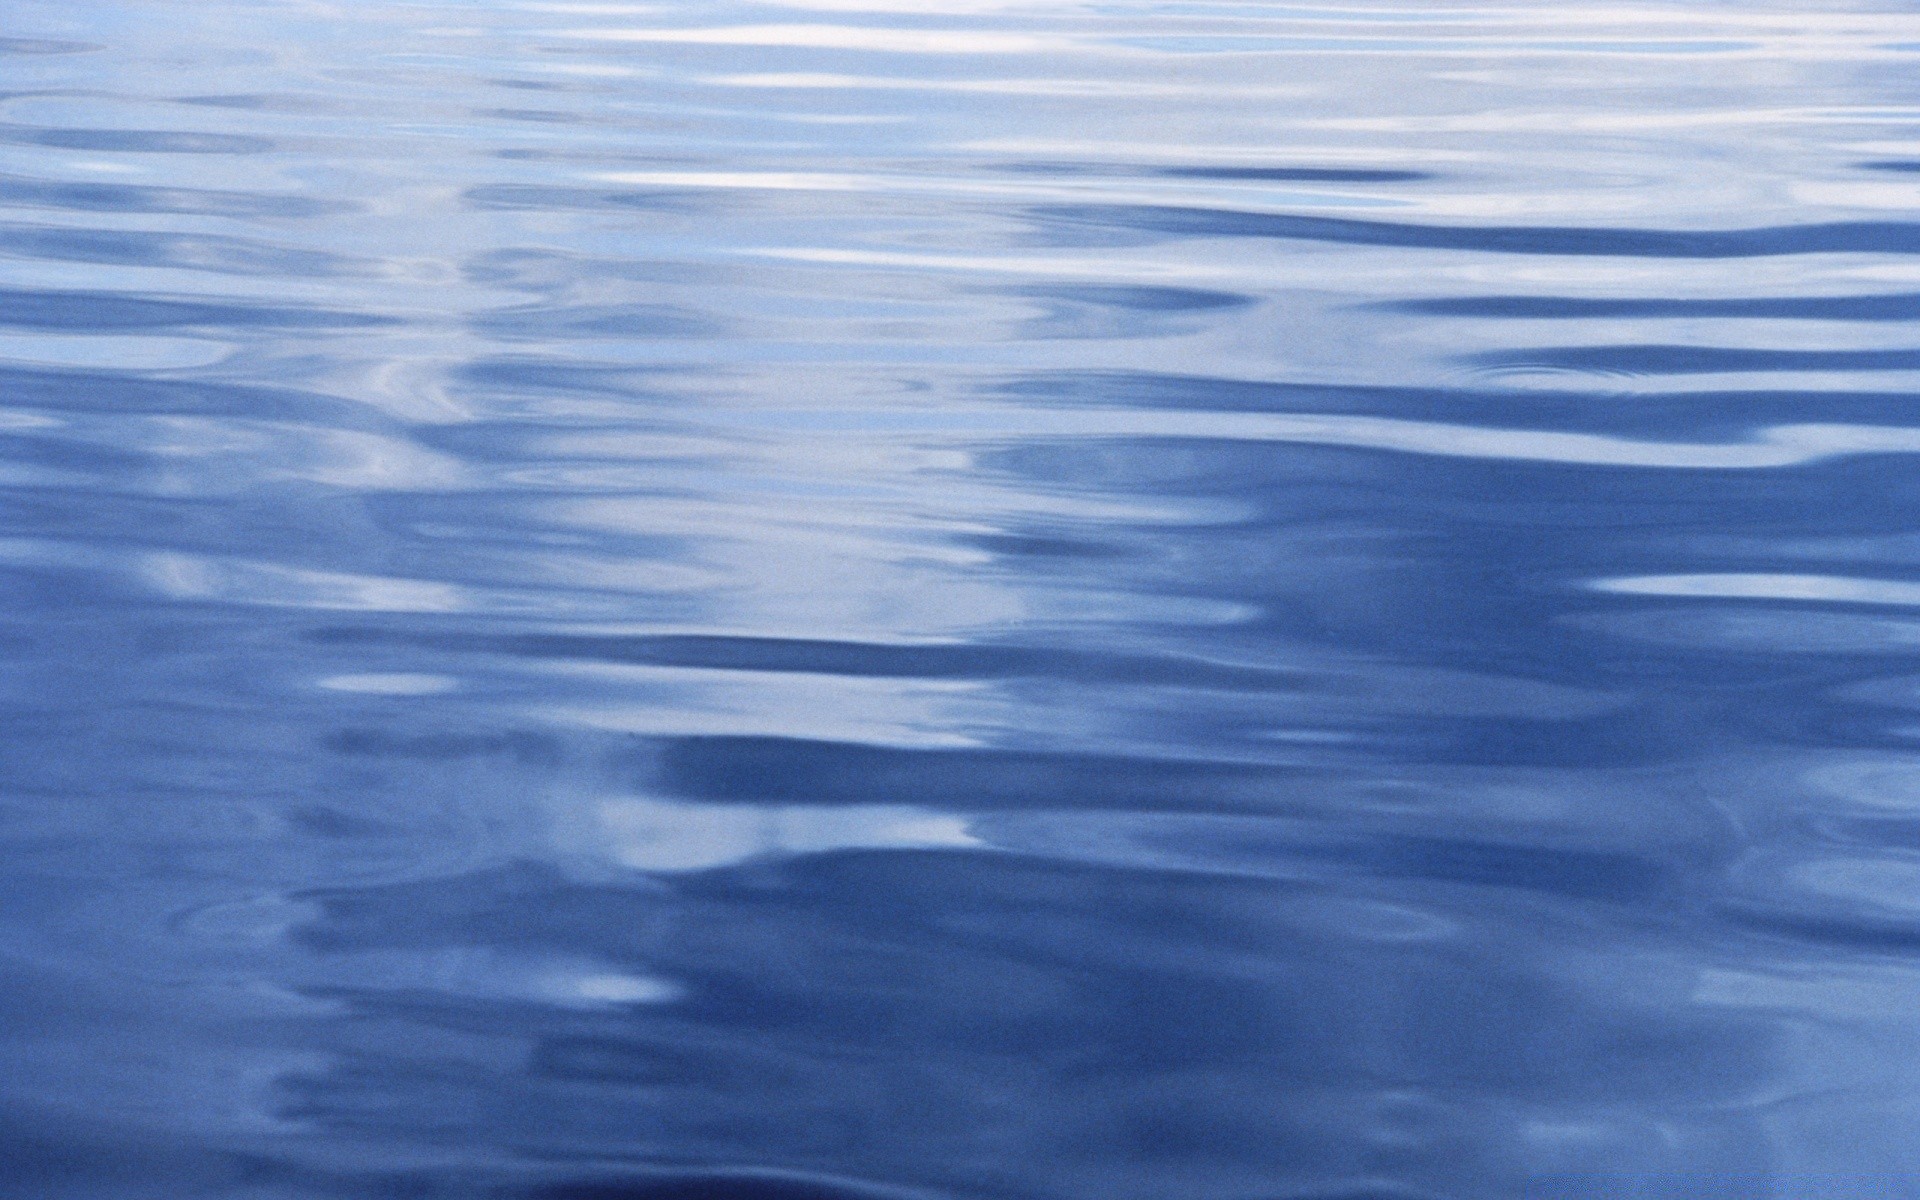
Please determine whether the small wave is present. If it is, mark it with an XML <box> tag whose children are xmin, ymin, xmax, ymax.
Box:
<box><xmin>1385</xmin><ymin>292</ymin><xmax>1920</xmax><ymax>321</ymax></box>
<box><xmin>1037</xmin><ymin>203</ymin><xmax>1920</xmax><ymax>258</ymax></box>
<box><xmin>1473</xmin><ymin>344</ymin><xmax>1920</xmax><ymax>375</ymax></box>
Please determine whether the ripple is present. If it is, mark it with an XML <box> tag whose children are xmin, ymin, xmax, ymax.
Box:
<box><xmin>141</xmin><ymin>553</ymin><xmax>473</xmax><ymax>613</ymax></box>
<box><xmin>1387</xmin><ymin>292</ymin><xmax>1920</xmax><ymax>321</ymax></box>
<box><xmin>0</xmin><ymin>172</ymin><xmax>342</xmax><ymax>218</ymax></box>
<box><xmin>0</xmin><ymin>37</ymin><xmax>100</xmax><ymax>56</ymax></box>
<box><xmin>1475</xmin><ymin>344</ymin><xmax>1920</xmax><ymax>375</ymax></box>
<box><xmin>0</xmin><ymin>124</ymin><xmax>275</xmax><ymax>155</ymax></box>
<box><xmin>0</xmin><ymin>287</ymin><xmax>393</xmax><ymax>331</ymax></box>
<box><xmin>315</xmin><ymin>672</ymin><xmax>460</xmax><ymax>695</ymax></box>
<box><xmin>1038</xmin><ymin>204</ymin><xmax>1920</xmax><ymax>258</ymax></box>
<box><xmin>549</xmin><ymin>24</ymin><xmax>1069</xmax><ymax>54</ymax></box>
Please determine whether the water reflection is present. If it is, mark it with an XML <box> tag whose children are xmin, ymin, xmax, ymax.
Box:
<box><xmin>6</xmin><ymin>0</ymin><xmax>1920</xmax><ymax>1196</ymax></box>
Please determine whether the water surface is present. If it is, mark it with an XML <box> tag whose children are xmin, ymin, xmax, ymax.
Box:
<box><xmin>5</xmin><ymin>1</ymin><xmax>1920</xmax><ymax>1196</ymax></box>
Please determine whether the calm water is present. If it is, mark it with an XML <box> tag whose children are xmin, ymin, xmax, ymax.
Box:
<box><xmin>9</xmin><ymin>1</ymin><xmax>1920</xmax><ymax>1196</ymax></box>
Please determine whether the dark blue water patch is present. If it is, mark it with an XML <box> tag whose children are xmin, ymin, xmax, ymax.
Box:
<box><xmin>1035</xmin><ymin>204</ymin><xmax>1920</xmax><ymax>257</ymax></box>
<box><xmin>1336</xmin><ymin>833</ymin><xmax>1679</xmax><ymax>902</ymax></box>
<box><xmin>1710</xmin><ymin>668</ymin><xmax>1920</xmax><ymax>748</ymax></box>
<box><xmin>290</xmin><ymin>861</ymin><xmax>666</xmax><ymax>956</ymax></box>
<box><xmin>0</xmin><ymin>1106</ymin><xmax>248</xmax><ymax>1200</ymax></box>
<box><xmin>0</xmin><ymin>37</ymin><xmax>99</xmax><ymax>55</ymax></box>
<box><xmin>959</xmin><ymin>531</ymin><xmax>1126</xmax><ymax>559</ymax></box>
<box><xmin>0</xmin><ymin>287</ymin><xmax>393</xmax><ymax>331</ymax></box>
<box><xmin>1859</xmin><ymin>160</ymin><xmax>1920</xmax><ymax>173</ymax></box>
<box><xmin>114</xmin><ymin>1166</ymin><xmax>968</xmax><ymax>1200</ymax></box>
<box><xmin>642</xmin><ymin>735</ymin><xmax>1313</xmax><ymax>812</ymax></box>
<box><xmin>0</xmin><ymin>365</ymin><xmax>391</xmax><ymax>424</ymax></box>
<box><xmin>0</xmin><ymin>124</ymin><xmax>275</xmax><ymax>154</ymax></box>
<box><xmin>1384</xmin><ymin>292</ymin><xmax>1920</xmax><ymax>321</ymax></box>
<box><xmin>990</xmin><ymin>370</ymin><xmax>1475</xmax><ymax>413</ymax></box>
<box><xmin>288</xmin><ymin>850</ymin><xmax>1779</xmax><ymax>1112</ymax></box>
<box><xmin>1474</xmin><ymin>344</ymin><xmax>1920</xmax><ymax>374</ymax></box>
<box><xmin>528</xmin><ymin>1035</ymin><xmax>738</xmax><ymax>1088</ymax></box>
<box><xmin>0</xmin><ymin>221</ymin><xmax>373</xmax><ymax>276</ymax></box>
<box><xmin>1720</xmin><ymin>908</ymin><xmax>1920</xmax><ymax>952</ymax></box>
<box><xmin>490</xmin><ymin>77</ymin><xmax>577</xmax><ymax>91</ymax></box>
<box><xmin>511</xmin><ymin>1175</ymin><xmax>946</xmax><ymax>1200</ymax></box>
<box><xmin>0</xmin><ymin>173</ymin><xmax>343</xmax><ymax>218</ymax></box>
<box><xmin>1003</xmin><ymin>283</ymin><xmax>1256</xmax><ymax>338</ymax></box>
<box><xmin>1360</xmin><ymin>710</ymin><xmax>1689</xmax><ymax>769</ymax></box>
<box><xmin>173</xmin><ymin>93</ymin><xmax>333</xmax><ymax>112</ymax></box>
<box><xmin>1006</xmin><ymin>283</ymin><xmax>1254</xmax><ymax>313</ymax></box>
<box><xmin>1157</xmin><ymin>166</ymin><xmax>1434</xmax><ymax>183</ymax></box>
<box><xmin>0</xmin><ymin>429</ymin><xmax>146</xmax><ymax>476</ymax></box>
<box><xmin>479</xmin><ymin>108</ymin><xmax>595</xmax><ymax>125</ymax></box>
<box><xmin>324</xmin><ymin>728</ymin><xmax>564</xmax><ymax>765</ymax></box>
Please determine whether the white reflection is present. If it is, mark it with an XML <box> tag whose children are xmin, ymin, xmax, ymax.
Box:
<box><xmin>1792</xmin><ymin>179</ymin><xmax>1920</xmax><ymax>211</ymax></box>
<box><xmin>717</xmin><ymin>409</ymin><xmax>1920</xmax><ymax>469</ymax></box>
<box><xmin>1805</xmin><ymin>760</ymin><xmax>1920</xmax><ymax>811</ymax></box>
<box><xmin>1695</xmin><ymin>965</ymin><xmax>1920</xmax><ymax>1019</ymax></box>
<box><xmin>594</xmin><ymin>169</ymin><xmax>1404</xmax><ymax>208</ymax></box>
<box><xmin>592</xmin><ymin>796</ymin><xmax>980</xmax><ymax>871</ymax></box>
<box><xmin>0</xmin><ymin>333</ymin><xmax>229</xmax><ymax>371</ymax></box>
<box><xmin>704</xmin><ymin>72</ymin><xmax>1314</xmax><ymax>97</ymax></box>
<box><xmin>1593</xmin><ymin>574</ymin><xmax>1920</xmax><ymax>606</ymax></box>
<box><xmin>140</xmin><ymin>419</ymin><xmax>467</xmax><ymax>493</ymax></box>
<box><xmin>142</xmin><ymin>553</ymin><xmax>470</xmax><ymax>613</ymax></box>
<box><xmin>568</xmin><ymin>972</ymin><xmax>679</xmax><ymax>1004</ymax></box>
<box><xmin>541</xmin><ymin>662</ymin><xmax>991</xmax><ymax>748</ymax></box>
<box><xmin>551</xmin><ymin>24</ymin><xmax>1067</xmax><ymax>53</ymax></box>
<box><xmin>1793</xmin><ymin>856</ymin><xmax>1920</xmax><ymax>916</ymax></box>
<box><xmin>319</xmin><ymin>946</ymin><xmax>682</xmax><ymax>1008</ymax></box>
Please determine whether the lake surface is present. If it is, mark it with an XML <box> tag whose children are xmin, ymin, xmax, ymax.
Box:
<box><xmin>7</xmin><ymin>1</ymin><xmax>1920</xmax><ymax>1196</ymax></box>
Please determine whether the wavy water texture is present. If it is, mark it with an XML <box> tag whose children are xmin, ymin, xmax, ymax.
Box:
<box><xmin>4</xmin><ymin>0</ymin><xmax>1920</xmax><ymax>1198</ymax></box>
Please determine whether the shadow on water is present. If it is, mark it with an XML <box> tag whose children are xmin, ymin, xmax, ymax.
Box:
<box><xmin>1035</xmin><ymin>204</ymin><xmax>1920</xmax><ymax>257</ymax></box>
<box><xmin>0</xmin><ymin>125</ymin><xmax>275</xmax><ymax>154</ymax></box>
<box><xmin>0</xmin><ymin>173</ymin><xmax>343</xmax><ymax>217</ymax></box>
<box><xmin>1472</xmin><ymin>345</ymin><xmax>1920</xmax><ymax>374</ymax></box>
<box><xmin>0</xmin><ymin>288</ymin><xmax>391</xmax><ymax>331</ymax></box>
<box><xmin>0</xmin><ymin>221</ymin><xmax>374</xmax><ymax>275</ymax></box>
<box><xmin>1384</xmin><ymin>293</ymin><xmax>1920</xmax><ymax>321</ymax></box>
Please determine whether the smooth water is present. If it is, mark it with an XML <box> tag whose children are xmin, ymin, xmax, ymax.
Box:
<box><xmin>7</xmin><ymin>1</ymin><xmax>1920</xmax><ymax>1196</ymax></box>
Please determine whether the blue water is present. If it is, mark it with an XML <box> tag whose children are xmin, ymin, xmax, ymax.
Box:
<box><xmin>11</xmin><ymin>1</ymin><xmax>1920</xmax><ymax>1196</ymax></box>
